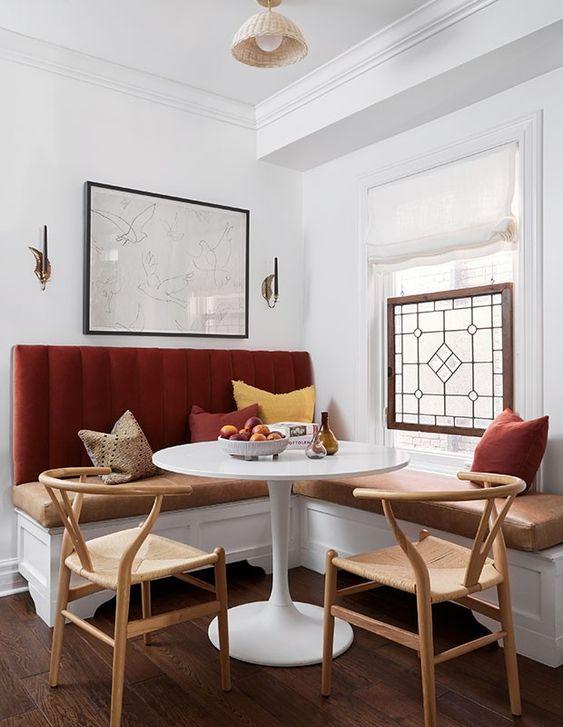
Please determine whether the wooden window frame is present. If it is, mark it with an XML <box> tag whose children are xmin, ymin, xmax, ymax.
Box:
<box><xmin>387</xmin><ymin>282</ymin><xmax>514</xmax><ymax>437</ymax></box>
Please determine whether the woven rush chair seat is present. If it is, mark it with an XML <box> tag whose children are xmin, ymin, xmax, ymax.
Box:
<box><xmin>65</xmin><ymin>529</ymin><xmax>215</xmax><ymax>590</ymax></box>
<box><xmin>333</xmin><ymin>535</ymin><xmax>503</xmax><ymax>603</ymax></box>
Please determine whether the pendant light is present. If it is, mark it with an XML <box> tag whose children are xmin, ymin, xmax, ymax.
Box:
<box><xmin>232</xmin><ymin>0</ymin><xmax>308</xmax><ymax>69</ymax></box>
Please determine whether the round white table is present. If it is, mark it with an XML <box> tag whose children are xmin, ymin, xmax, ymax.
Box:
<box><xmin>153</xmin><ymin>440</ymin><xmax>408</xmax><ymax>667</ymax></box>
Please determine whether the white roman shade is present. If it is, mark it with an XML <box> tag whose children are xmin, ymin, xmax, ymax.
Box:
<box><xmin>366</xmin><ymin>143</ymin><xmax>518</xmax><ymax>271</ymax></box>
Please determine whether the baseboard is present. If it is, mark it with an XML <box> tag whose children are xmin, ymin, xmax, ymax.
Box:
<box><xmin>0</xmin><ymin>557</ymin><xmax>28</xmax><ymax>597</ymax></box>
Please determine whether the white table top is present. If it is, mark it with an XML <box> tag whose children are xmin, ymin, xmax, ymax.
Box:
<box><xmin>153</xmin><ymin>440</ymin><xmax>409</xmax><ymax>481</ymax></box>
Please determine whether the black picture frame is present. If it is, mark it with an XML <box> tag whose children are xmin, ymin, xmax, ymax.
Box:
<box><xmin>84</xmin><ymin>181</ymin><xmax>250</xmax><ymax>338</ymax></box>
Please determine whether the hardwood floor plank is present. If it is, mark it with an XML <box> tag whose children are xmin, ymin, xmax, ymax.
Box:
<box><xmin>0</xmin><ymin>615</ymin><xmax>51</xmax><ymax>678</ymax></box>
<box><xmin>356</xmin><ymin>681</ymin><xmax>462</xmax><ymax>727</ymax></box>
<box><xmin>236</xmin><ymin>670</ymin><xmax>326</xmax><ymax>727</ymax></box>
<box><xmin>437</xmin><ymin>691</ymin><xmax>513</xmax><ymax>727</ymax></box>
<box><xmin>129</xmin><ymin>675</ymin><xmax>211</xmax><ymax>727</ymax></box>
<box><xmin>132</xmin><ymin>625</ymin><xmax>278</xmax><ymax>727</ymax></box>
<box><xmin>0</xmin><ymin>653</ymin><xmax>35</xmax><ymax>721</ymax></box>
<box><xmin>0</xmin><ymin>709</ymin><xmax>51</xmax><ymax>726</ymax></box>
<box><xmin>21</xmin><ymin>671</ymin><xmax>104</xmax><ymax>727</ymax></box>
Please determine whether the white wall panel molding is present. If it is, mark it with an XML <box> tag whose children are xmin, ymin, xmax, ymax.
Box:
<box><xmin>0</xmin><ymin>27</ymin><xmax>256</xmax><ymax>130</ymax></box>
<box><xmin>256</xmin><ymin>0</ymin><xmax>498</xmax><ymax>129</ymax></box>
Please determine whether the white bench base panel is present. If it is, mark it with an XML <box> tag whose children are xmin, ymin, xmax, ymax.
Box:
<box><xmin>14</xmin><ymin>494</ymin><xmax>563</xmax><ymax>667</ymax></box>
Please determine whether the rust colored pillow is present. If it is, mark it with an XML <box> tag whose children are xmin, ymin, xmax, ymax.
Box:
<box><xmin>471</xmin><ymin>409</ymin><xmax>548</xmax><ymax>492</ymax></box>
<box><xmin>189</xmin><ymin>404</ymin><xmax>259</xmax><ymax>443</ymax></box>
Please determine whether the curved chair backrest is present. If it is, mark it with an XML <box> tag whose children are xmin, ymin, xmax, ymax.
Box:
<box><xmin>353</xmin><ymin>471</ymin><xmax>526</xmax><ymax>590</ymax></box>
<box><xmin>39</xmin><ymin>467</ymin><xmax>193</xmax><ymax>577</ymax></box>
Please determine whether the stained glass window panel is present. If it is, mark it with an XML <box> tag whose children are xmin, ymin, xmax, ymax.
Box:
<box><xmin>387</xmin><ymin>283</ymin><xmax>513</xmax><ymax>436</ymax></box>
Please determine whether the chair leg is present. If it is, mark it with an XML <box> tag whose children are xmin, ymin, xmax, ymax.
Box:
<box><xmin>49</xmin><ymin>563</ymin><xmax>71</xmax><ymax>687</ymax></box>
<box><xmin>110</xmin><ymin>584</ymin><xmax>131</xmax><ymax>727</ymax></box>
<box><xmin>416</xmin><ymin>589</ymin><xmax>437</xmax><ymax>727</ymax></box>
<box><xmin>141</xmin><ymin>581</ymin><xmax>152</xmax><ymax>646</ymax></box>
<box><xmin>214</xmin><ymin>547</ymin><xmax>231</xmax><ymax>692</ymax></box>
<box><xmin>321</xmin><ymin>549</ymin><xmax>338</xmax><ymax>697</ymax></box>
<box><xmin>497</xmin><ymin>579</ymin><xmax>522</xmax><ymax>716</ymax></box>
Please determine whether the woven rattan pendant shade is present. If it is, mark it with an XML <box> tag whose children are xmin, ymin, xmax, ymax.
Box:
<box><xmin>232</xmin><ymin>8</ymin><xmax>308</xmax><ymax>68</ymax></box>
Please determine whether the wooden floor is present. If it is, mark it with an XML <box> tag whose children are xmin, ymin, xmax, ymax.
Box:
<box><xmin>0</xmin><ymin>563</ymin><xmax>562</xmax><ymax>726</ymax></box>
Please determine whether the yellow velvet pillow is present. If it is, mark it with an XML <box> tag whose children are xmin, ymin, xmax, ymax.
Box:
<box><xmin>232</xmin><ymin>380</ymin><xmax>315</xmax><ymax>424</ymax></box>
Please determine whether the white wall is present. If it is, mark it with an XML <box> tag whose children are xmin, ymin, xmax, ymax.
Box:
<box><xmin>303</xmin><ymin>68</ymin><xmax>563</xmax><ymax>493</ymax></box>
<box><xmin>0</xmin><ymin>59</ymin><xmax>303</xmax><ymax>564</ymax></box>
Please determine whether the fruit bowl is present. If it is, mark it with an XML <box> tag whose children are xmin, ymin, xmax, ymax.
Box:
<box><xmin>217</xmin><ymin>435</ymin><xmax>289</xmax><ymax>460</ymax></box>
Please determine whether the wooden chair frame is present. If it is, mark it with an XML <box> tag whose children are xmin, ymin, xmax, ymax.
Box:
<box><xmin>39</xmin><ymin>467</ymin><xmax>231</xmax><ymax>727</ymax></box>
<box><xmin>321</xmin><ymin>471</ymin><xmax>526</xmax><ymax>727</ymax></box>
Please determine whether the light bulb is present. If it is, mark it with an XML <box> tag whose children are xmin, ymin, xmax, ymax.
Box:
<box><xmin>256</xmin><ymin>33</ymin><xmax>283</xmax><ymax>52</ymax></box>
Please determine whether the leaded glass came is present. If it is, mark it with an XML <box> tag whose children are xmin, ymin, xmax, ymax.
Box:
<box><xmin>387</xmin><ymin>283</ymin><xmax>513</xmax><ymax>436</ymax></box>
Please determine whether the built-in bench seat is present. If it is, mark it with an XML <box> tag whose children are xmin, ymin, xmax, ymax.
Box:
<box><xmin>11</xmin><ymin>345</ymin><xmax>563</xmax><ymax>666</ymax></box>
<box><xmin>294</xmin><ymin>469</ymin><xmax>563</xmax><ymax>553</ymax></box>
<box><xmin>13</xmin><ymin>475</ymin><xmax>268</xmax><ymax>528</ymax></box>
<box><xmin>15</xmin><ymin>470</ymin><xmax>563</xmax><ymax>552</ymax></box>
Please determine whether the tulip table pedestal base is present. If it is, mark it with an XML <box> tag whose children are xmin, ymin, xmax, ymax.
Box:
<box><xmin>208</xmin><ymin>599</ymin><xmax>353</xmax><ymax>667</ymax></box>
<box><xmin>208</xmin><ymin>480</ymin><xmax>353</xmax><ymax>666</ymax></box>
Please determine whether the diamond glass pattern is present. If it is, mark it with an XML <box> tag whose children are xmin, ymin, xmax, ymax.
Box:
<box><xmin>388</xmin><ymin>285</ymin><xmax>512</xmax><ymax>434</ymax></box>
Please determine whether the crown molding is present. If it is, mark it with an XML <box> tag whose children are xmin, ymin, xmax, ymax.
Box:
<box><xmin>0</xmin><ymin>27</ymin><xmax>256</xmax><ymax>130</ymax></box>
<box><xmin>255</xmin><ymin>0</ymin><xmax>498</xmax><ymax>129</ymax></box>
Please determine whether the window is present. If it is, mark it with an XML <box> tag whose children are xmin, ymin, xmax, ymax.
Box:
<box><xmin>390</xmin><ymin>249</ymin><xmax>514</xmax><ymax>455</ymax></box>
<box><xmin>361</xmin><ymin>119</ymin><xmax>542</xmax><ymax>476</ymax></box>
<box><xmin>387</xmin><ymin>281</ymin><xmax>513</xmax><ymax>435</ymax></box>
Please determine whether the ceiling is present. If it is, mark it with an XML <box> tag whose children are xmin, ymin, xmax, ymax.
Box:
<box><xmin>0</xmin><ymin>0</ymin><xmax>428</xmax><ymax>105</ymax></box>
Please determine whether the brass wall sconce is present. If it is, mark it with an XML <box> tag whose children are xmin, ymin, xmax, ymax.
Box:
<box><xmin>261</xmin><ymin>257</ymin><xmax>279</xmax><ymax>308</ymax></box>
<box><xmin>29</xmin><ymin>225</ymin><xmax>51</xmax><ymax>291</ymax></box>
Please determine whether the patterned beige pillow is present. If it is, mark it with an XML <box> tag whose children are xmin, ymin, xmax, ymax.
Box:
<box><xmin>78</xmin><ymin>410</ymin><xmax>158</xmax><ymax>485</ymax></box>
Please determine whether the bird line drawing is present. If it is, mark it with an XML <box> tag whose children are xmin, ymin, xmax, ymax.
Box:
<box><xmin>114</xmin><ymin>303</ymin><xmax>145</xmax><ymax>332</ymax></box>
<box><xmin>92</xmin><ymin>203</ymin><xmax>156</xmax><ymax>245</ymax></box>
<box><xmin>191</xmin><ymin>222</ymin><xmax>234</xmax><ymax>288</ymax></box>
<box><xmin>137</xmin><ymin>249</ymin><xmax>195</xmax><ymax>309</ymax></box>
<box><xmin>161</xmin><ymin>212</ymin><xmax>185</xmax><ymax>241</ymax></box>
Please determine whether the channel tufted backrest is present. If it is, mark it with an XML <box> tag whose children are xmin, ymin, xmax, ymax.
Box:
<box><xmin>12</xmin><ymin>345</ymin><xmax>312</xmax><ymax>485</ymax></box>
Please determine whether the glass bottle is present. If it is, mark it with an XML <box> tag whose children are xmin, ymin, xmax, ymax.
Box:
<box><xmin>306</xmin><ymin>434</ymin><xmax>327</xmax><ymax>459</ymax></box>
<box><xmin>318</xmin><ymin>411</ymin><xmax>339</xmax><ymax>455</ymax></box>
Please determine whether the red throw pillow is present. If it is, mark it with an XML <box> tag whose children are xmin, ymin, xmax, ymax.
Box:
<box><xmin>471</xmin><ymin>409</ymin><xmax>548</xmax><ymax>492</ymax></box>
<box><xmin>189</xmin><ymin>404</ymin><xmax>259</xmax><ymax>443</ymax></box>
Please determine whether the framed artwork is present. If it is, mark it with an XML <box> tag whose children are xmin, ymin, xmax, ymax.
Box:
<box><xmin>84</xmin><ymin>181</ymin><xmax>249</xmax><ymax>338</ymax></box>
<box><xmin>387</xmin><ymin>283</ymin><xmax>513</xmax><ymax>436</ymax></box>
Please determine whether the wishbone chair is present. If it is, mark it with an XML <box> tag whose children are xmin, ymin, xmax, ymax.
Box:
<box><xmin>321</xmin><ymin>471</ymin><xmax>525</xmax><ymax>727</ymax></box>
<box><xmin>39</xmin><ymin>467</ymin><xmax>231</xmax><ymax>727</ymax></box>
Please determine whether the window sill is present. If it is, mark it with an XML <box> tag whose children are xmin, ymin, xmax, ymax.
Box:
<box><xmin>401</xmin><ymin>448</ymin><xmax>473</xmax><ymax>476</ymax></box>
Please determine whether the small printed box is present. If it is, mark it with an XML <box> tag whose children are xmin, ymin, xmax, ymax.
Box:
<box><xmin>270</xmin><ymin>422</ymin><xmax>319</xmax><ymax>450</ymax></box>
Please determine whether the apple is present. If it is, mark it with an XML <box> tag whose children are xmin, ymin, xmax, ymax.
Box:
<box><xmin>267</xmin><ymin>432</ymin><xmax>283</xmax><ymax>440</ymax></box>
<box><xmin>252</xmin><ymin>424</ymin><xmax>270</xmax><ymax>436</ymax></box>
<box><xmin>250</xmin><ymin>433</ymin><xmax>267</xmax><ymax>441</ymax></box>
<box><xmin>219</xmin><ymin>424</ymin><xmax>239</xmax><ymax>439</ymax></box>
<box><xmin>245</xmin><ymin>416</ymin><xmax>263</xmax><ymax>431</ymax></box>
<box><xmin>229</xmin><ymin>433</ymin><xmax>245</xmax><ymax>441</ymax></box>
<box><xmin>238</xmin><ymin>429</ymin><xmax>250</xmax><ymax>441</ymax></box>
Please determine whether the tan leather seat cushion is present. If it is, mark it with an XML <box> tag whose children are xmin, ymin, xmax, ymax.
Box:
<box><xmin>294</xmin><ymin>470</ymin><xmax>563</xmax><ymax>552</ymax></box>
<box><xmin>13</xmin><ymin>474</ymin><xmax>268</xmax><ymax>528</ymax></box>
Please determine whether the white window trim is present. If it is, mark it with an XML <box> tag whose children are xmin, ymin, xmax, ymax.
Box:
<box><xmin>355</xmin><ymin>112</ymin><xmax>544</xmax><ymax>485</ymax></box>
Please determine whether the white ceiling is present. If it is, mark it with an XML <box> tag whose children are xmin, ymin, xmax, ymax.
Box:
<box><xmin>0</xmin><ymin>0</ymin><xmax>428</xmax><ymax>105</ymax></box>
